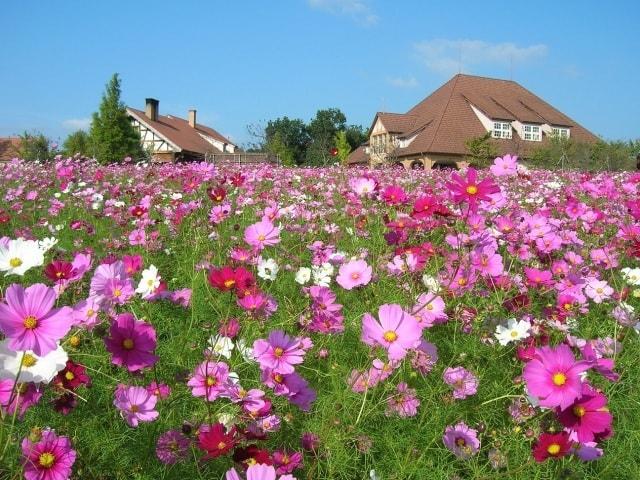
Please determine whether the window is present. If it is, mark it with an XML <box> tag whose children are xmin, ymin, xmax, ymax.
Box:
<box><xmin>551</xmin><ymin>127</ymin><xmax>570</xmax><ymax>139</ymax></box>
<box><xmin>492</xmin><ymin>121</ymin><xmax>512</xmax><ymax>139</ymax></box>
<box><xmin>523</xmin><ymin>124</ymin><xmax>541</xmax><ymax>141</ymax></box>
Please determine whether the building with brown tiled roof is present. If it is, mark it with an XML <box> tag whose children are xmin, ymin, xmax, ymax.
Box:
<box><xmin>126</xmin><ymin>99</ymin><xmax>238</xmax><ymax>162</ymax></box>
<box><xmin>0</xmin><ymin>137</ymin><xmax>21</xmax><ymax>162</ymax></box>
<box><xmin>348</xmin><ymin>74</ymin><xmax>599</xmax><ymax>169</ymax></box>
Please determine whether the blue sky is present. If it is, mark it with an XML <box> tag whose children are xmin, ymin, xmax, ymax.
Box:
<box><xmin>1</xmin><ymin>1</ymin><xmax>638</xmax><ymax>146</ymax></box>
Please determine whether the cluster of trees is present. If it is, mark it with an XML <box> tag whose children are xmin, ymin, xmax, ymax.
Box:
<box><xmin>19</xmin><ymin>74</ymin><xmax>144</xmax><ymax>163</ymax></box>
<box><xmin>247</xmin><ymin>109</ymin><xmax>367</xmax><ymax>166</ymax></box>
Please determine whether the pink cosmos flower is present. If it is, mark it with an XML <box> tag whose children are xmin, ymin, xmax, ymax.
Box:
<box><xmin>412</xmin><ymin>293</ymin><xmax>448</xmax><ymax>328</ymax></box>
<box><xmin>253</xmin><ymin>330</ymin><xmax>306</xmax><ymax>375</ymax></box>
<box><xmin>21</xmin><ymin>429</ymin><xmax>76</xmax><ymax>480</ymax></box>
<box><xmin>447</xmin><ymin>168</ymin><xmax>500</xmax><ymax>213</ymax></box>
<box><xmin>386</xmin><ymin>382</ymin><xmax>420</xmax><ymax>417</ymax></box>
<box><xmin>335</xmin><ymin>259</ymin><xmax>372</xmax><ymax>290</ymax></box>
<box><xmin>156</xmin><ymin>429</ymin><xmax>191</xmax><ymax>465</ymax></box>
<box><xmin>443</xmin><ymin>422</ymin><xmax>480</xmax><ymax>459</ymax></box>
<box><xmin>490</xmin><ymin>154</ymin><xmax>518</xmax><ymax>176</ymax></box>
<box><xmin>523</xmin><ymin>344</ymin><xmax>590</xmax><ymax>410</ymax></box>
<box><xmin>89</xmin><ymin>261</ymin><xmax>135</xmax><ymax>306</ymax></box>
<box><xmin>226</xmin><ymin>464</ymin><xmax>296</xmax><ymax>480</ymax></box>
<box><xmin>443</xmin><ymin>367</ymin><xmax>479</xmax><ymax>399</ymax></box>
<box><xmin>584</xmin><ymin>279</ymin><xmax>613</xmax><ymax>304</ymax></box>
<box><xmin>187</xmin><ymin>360</ymin><xmax>230</xmax><ymax>401</ymax></box>
<box><xmin>381</xmin><ymin>185</ymin><xmax>407</xmax><ymax>205</ymax></box>
<box><xmin>113</xmin><ymin>384</ymin><xmax>159</xmax><ymax>427</ymax></box>
<box><xmin>557</xmin><ymin>384</ymin><xmax>612</xmax><ymax>442</ymax></box>
<box><xmin>361</xmin><ymin>304</ymin><xmax>422</xmax><ymax>360</ymax></box>
<box><xmin>103</xmin><ymin>313</ymin><xmax>158</xmax><ymax>372</ymax></box>
<box><xmin>128</xmin><ymin>228</ymin><xmax>147</xmax><ymax>246</ymax></box>
<box><xmin>0</xmin><ymin>283</ymin><xmax>73</xmax><ymax>356</ymax></box>
<box><xmin>244</xmin><ymin>220</ymin><xmax>280</xmax><ymax>250</ymax></box>
<box><xmin>0</xmin><ymin>380</ymin><xmax>42</xmax><ymax>419</ymax></box>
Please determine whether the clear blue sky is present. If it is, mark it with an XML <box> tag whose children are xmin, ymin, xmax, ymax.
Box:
<box><xmin>1</xmin><ymin>1</ymin><xmax>638</xmax><ymax>146</ymax></box>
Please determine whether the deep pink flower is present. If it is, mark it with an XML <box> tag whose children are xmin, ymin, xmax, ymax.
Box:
<box><xmin>244</xmin><ymin>219</ymin><xmax>280</xmax><ymax>250</ymax></box>
<box><xmin>523</xmin><ymin>344</ymin><xmax>590</xmax><ymax>410</ymax></box>
<box><xmin>253</xmin><ymin>330</ymin><xmax>306</xmax><ymax>375</ymax></box>
<box><xmin>381</xmin><ymin>185</ymin><xmax>407</xmax><ymax>205</ymax></box>
<box><xmin>21</xmin><ymin>429</ymin><xmax>76</xmax><ymax>480</ymax></box>
<box><xmin>557</xmin><ymin>384</ymin><xmax>612</xmax><ymax>442</ymax></box>
<box><xmin>532</xmin><ymin>432</ymin><xmax>572</xmax><ymax>462</ymax></box>
<box><xmin>447</xmin><ymin>168</ymin><xmax>500</xmax><ymax>212</ymax></box>
<box><xmin>156</xmin><ymin>429</ymin><xmax>191</xmax><ymax>465</ymax></box>
<box><xmin>187</xmin><ymin>360</ymin><xmax>230</xmax><ymax>401</ymax></box>
<box><xmin>113</xmin><ymin>384</ymin><xmax>159</xmax><ymax>427</ymax></box>
<box><xmin>103</xmin><ymin>313</ymin><xmax>158</xmax><ymax>372</ymax></box>
<box><xmin>336</xmin><ymin>259</ymin><xmax>372</xmax><ymax>290</ymax></box>
<box><xmin>361</xmin><ymin>304</ymin><xmax>422</xmax><ymax>360</ymax></box>
<box><xmin>0</xmin><ymin>380</ymin><xmax>42</xmax><ymax>419</ymax></box>
<box><xmin>0</xmin><ymin>283</ymin><xmax>73</xmax><ymax>356</ymax></box>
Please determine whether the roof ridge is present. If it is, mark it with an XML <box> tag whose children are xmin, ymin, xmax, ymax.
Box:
<box><xmin>425</xmin><ymin>74</ymin><xmax>461</xmax><ymax>152</ymax></box>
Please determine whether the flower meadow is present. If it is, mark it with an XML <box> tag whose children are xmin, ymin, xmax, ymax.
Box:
<box><xmin>1</xmin><ymin>156</ymin><xmax>640</xmax><ymax>479</ymax></box>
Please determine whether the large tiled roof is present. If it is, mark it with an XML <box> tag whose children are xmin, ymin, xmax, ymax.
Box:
<box><xmin>349</xmin><ymin>74</ymin><xmax>599</xmax><ymax>163</ymax></box>
<box><xmin>0</xmin><ymin>137</ymin><xmax>20</xmax><ymax>161</ymax></box>
<box><xmin>127</xmin><ymin>108</ymin><xmax>235</xmax><ymax>155</ymax></box>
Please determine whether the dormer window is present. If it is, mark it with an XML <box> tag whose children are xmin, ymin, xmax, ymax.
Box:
<box><xmin>492</xmin><ymin>122</ymin><xmax>512</xmax><ymax>139</ymax></box>
<box><xmin>523</xmin><ymin>124</ymin><xmax>541</xmax><ymax>141</ymax></box>
<box><xmin>551</xmin><ymin>127</ymin><xmax>570</xmax><ymax>139</ymax></box>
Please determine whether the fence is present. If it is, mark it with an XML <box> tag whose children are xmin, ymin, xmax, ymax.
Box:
<box><xmin>206</xmin><ymin>152</ymin><xmax>281</xmax><ymax>166</ymax></box>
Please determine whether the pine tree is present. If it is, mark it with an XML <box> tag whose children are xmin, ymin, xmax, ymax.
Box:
<box><xmin>89</xmin><ymin>73</ymin><xmax>143</xmax><ymax>164</ymax></box>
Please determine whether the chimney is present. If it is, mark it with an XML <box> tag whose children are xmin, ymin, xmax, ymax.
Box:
<box><xmin>145</xmin><ymin>98</ymin><xmax>159</xmax><ymax>121</ymax></box>
<box><xmin>188</xmin><ymin>109</ymin><xmax>197</xmax><ymax>128</ymax></box>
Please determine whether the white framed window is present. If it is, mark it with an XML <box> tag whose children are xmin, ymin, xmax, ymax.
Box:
<box><xmin>551</xmin><ymin>127</ymin><xmax>570</xmax><ymax>139</ymax></box>
<box><xmin>492</xmin><ymin>121</ymin><xmax>512</xmax><ymax>139</ymax></box>
<box><xmin>523</xmin><ymin>124</ymin><xmax>541</xmax><ymax>141</ymax></box>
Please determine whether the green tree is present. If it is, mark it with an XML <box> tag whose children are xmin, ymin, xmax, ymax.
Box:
<box><xmin>18</xmin><ymin>131</ymin><xmax>55</xmax><ymax>161</ymax></box>
<box><xmin>334</xmin><ymin>130</ymin><xmax>351</xmax><ymax>165</ymax></box>
<box><xmin>528</xmin><ymin>137</ymin><xmax>637</xmax><ymax>171</ymax></box>
<box><xmin>464</xmin><ymin>132</ymin><xmax>498</xmax><ymax>167</ymax></box>
<box><xmin>344</xmin><ymin>124</ymin><xmax>368</xmax><ymax>151</ymax></box>
<box><xmin>89</xmin><ymin>73</ymin><xmax>143</xmax><ymax>164</ymax></box>
<box><xmin>264</xmin><ymin>117</ymin><xmax>309</xmax><ymax>165</ymax></box>
<box><xmin>267</xmin><ymin>131</ymin><xmax>295</xmax><ymax>166</ymax></box>
<box><xmin>306</xmin><ymin>108</ymin><xmax>347</xmax><ymax>166</ymax></box>
<box><xmin>63</xmin><ymin>130</ymin><xmax>91</xmax><ymax>157</ymax></box>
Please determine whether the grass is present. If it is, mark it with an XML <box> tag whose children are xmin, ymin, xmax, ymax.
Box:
<box><xmin>1</xmin><ymin>161</ymin><xmax>640</xmax><ymax>479</ymax></box>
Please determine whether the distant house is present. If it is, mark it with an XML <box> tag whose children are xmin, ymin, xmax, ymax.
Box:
<box><xmin>348</xmin><ymin>74</ymin><xmax>599</xmax><ymax>169</ymax></box>
<box><xmin>0</xmin><ymin>137</ymin><xmax>20</xmax><ymax>162</ymax></box>
<box><xmin>126</xmin><ymin>99</ymin><xmax>238</xmax><ymax>162</ymax></box>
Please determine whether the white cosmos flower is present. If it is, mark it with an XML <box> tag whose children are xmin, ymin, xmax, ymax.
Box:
<box><xmin>0</xmin><ymin>340</ymin><xmax>68</xmax><ymax>384</ymax></box>
<box><xmin>257</xmin><ymin>258</ymin><xmax>279</xmax><ymax>281</ymax></box>
<box><xmin>208</xmin><ymin>335</ymin><xmax>234</xmax><ymax>359</ymax></box>
<box><xmin>495</xmin><ymin>318</ymin><xmax>532</xmax><ymax>346</ymax></box>
<box><xmin>37</xmin><ymin>237</ymin><xmax>58</xmax><ymax>253</ymax></box>
<box><xmin>422</xmin><ymin>274</ymin><xmax>441</xmax><ymax>293</ymax></box>
<box><xmin>312</xmin><ymin>262</ymin><xmax>334</xmax><ymax>287</ymax></box>
<box><xmin>295</xmin><ymin>267</ymin><xmax>311</xmax><ymax>285</ymax></box>
<box><xmin>136</xmin><ymin>265</ymin><xmax>161</xmax><ymax>297</ymax></box>
<box><xmin>621</xmin><ymin>267</ymin><xmax>640</xmax><ymax>286</ymax></box>
<box><xmin>0</xmin><ymin>238</ymin><xmax>45</xmax><ymax>276</ymax></box>
<box><xmin>236</xmin><ymin>339</ymin><xmax>256</xmax><ymax>362</ymax></box>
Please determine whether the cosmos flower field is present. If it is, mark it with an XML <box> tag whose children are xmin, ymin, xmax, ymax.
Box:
<box><xmin>1</xmin><ymin>156</ymin><xmax>640</xmax><ymax>479</ymax></box>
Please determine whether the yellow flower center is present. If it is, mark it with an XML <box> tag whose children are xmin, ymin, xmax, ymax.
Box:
<box><xmin>273</xmin><ymin>373</ymin><xmax>283</xmax><ymax>383</ymax></box>
<box><xmin>457</xmin><ymin>278</ymin><xmax>467</xmax><ymax>286</ymax></box>
<box><xmin>217</xmin><ymin>441</ymin><xmax>226</xmax><ymax>450</ymax></box>
<box><xmin>206</xmin><ymin>376</ymin><xmax>217</xmax><ymax>387</ymax></box>
<box><xmin>466</xmin><ymin>185</ymin><xmax>478</xmax><ymax>195</ymax></box>
<box><xmin>23</xmin><ymin>315</ymin><xmax>38</xmax><ymax>329</ymax></box>
<box><xmin>274</xmin><ymin>347</ymin><xmax>284</xmax><ymax>357</ymax></box>
<box><xmin>552</xmin><ymin>372</ymin><xmax>567</xmax><ymax>386</ymax></box>
<box><xmin>87</xmin><ymin>309</ymin><xmax>95</xmax><ymax>317</ymax></box>
<box><xmin>224</xmin><ymin>279</ymin><xmax>235</xmax><ymax>288</ymax></box>
<box><xmin>383</xmin><ymin>330</ymin><xmax>398</xmax><ymax>343</ymax></box>
<box><xmin>9</xmin><ymin>257</ymin><xmax>23</xmax><ymax>268</ymax></box>
<box><xmin>510</xmin><ymin>330</ymin><xmax>519</xmax><ymax>338</ymax></box>
<box><xmin>21</xmin><ymin>353</ymin><xmax>37</xmax><ymax>368</ymax></box>
<box><xmin>258</xmin><ymin>234</ymin><xmax>266</xmax><ymax>241</ymax></box>
<box><xmin>573</xmin><ymin>406</ymin><xmax>586</xmax><ymax>417</ymax></box>
<box><xmin>65</xmin><ymin>371</ymin><xmax>75</xmax><ymax>381</ymax></box>
<box><xmin>113</xmin><ymin>288</ymin><xmax>122</xmax><ymax>297</ymax></box>
<box><xmin>38</xmin><ymin>452</ymin><xmax>55</xmax><ymax>468</ymax></box>
<box><xmin>547</xmin><ymin>443</ymin><xmax>561</xmax><ymax>455</ymax></box>
<box><xmin>122</xmin><ymin>338</ymin><xmax>135</xmax><ymax>350</ymax></box>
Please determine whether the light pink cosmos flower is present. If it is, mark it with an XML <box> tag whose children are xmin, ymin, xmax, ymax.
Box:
<box><xmin>244</xmin><ymin>220</ymin><xmax>280</xmax><ymax>250</ymax></box>
<box><xmin>187</xmin><ymin>360</ymin><xmax>230</xmax><ymax>401</ymax></box>
<box><xmin>0</xmin><ymin>283</ymin><xmax>73</xmax><ymax>357</ymax></box>
<box><xmin>412</xmin><ymin>293</ymin><xmax>447</xmax><ymax>328</ymax></box>
<box><xmin>443</xmin><ymin>366</ymin><xmax>479</xmax><ymax>399</ymax></box>
<box><xmin>361</xmin><ymin>304</ymin><xmax>422</xmax><ymax>361</ymax></box>
<box><xmin>386</xmin><ymin>382</ymin><xmax>420</xmax><ymax>417</ymax></box>
<box><xmin>226</xmin><ymin>463</ymin><xmax>296</xmax><ymax>480</ymax></box>
<box><xmin>523</xmin><ymin>344</ymin><xmax>590</xmax><ymax>410</ymax></box>
<box><xmin>253</xmin><ymin>330</ymin><xmax>306</xmax><ymax>375</ymax></box>
<box><xmin>490</xmin><ymin>154</ymin><xmax>518</xmax><ymax>176</ymax></box>
<box><xmin>335</xmin><ymin>259</ymin><xmax>372</xmax><ymax>290</ymax></box>
<box><xmin>113</xmin><ymin>384</ymin><xmax>159</xmax><ymax>427</ymax></box>
<box><xmin>584</xmin><ymin>279</ymin><xmax>613</xmax><ymax>304</ymax></box>
<box><xmin>128</xmin><ymin>228</ymin><xmax>147</xmax><ymax>246</ymax></box>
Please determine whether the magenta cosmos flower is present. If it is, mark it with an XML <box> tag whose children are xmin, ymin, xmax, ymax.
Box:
<box><xmin>244</xmin><ymin>219</ymin><xmax>280</xmax><ymax>250</ymax></box>
<box><xmin>443</xmin><ymin>422</ymin><xmax>480</xmax><ymax>459</ymax></box>
<box><xmin>253</xmin><ymin>330</ymin><xmax>306</xmax><ymax>375</ymax></box>
<box><xmin>0</xmin><ymin>283</ymin><xmax>73</xmax><ymax>356</ymax></box>
<box><xmin>523</xmin><ymin>344</ymin><xmax>590</xmax><ymax>410</ymax></box>
<box><xmin>557</xmin><ymin>384</ymin><xmax>612</xmax><ymax>442</ymax></box>
<box><xmin>361</xmin><ymin>304</ymin><xmax>422</xmax><ymax>360</ymax></box>
<box><xmin>187</xmin><ymin>360</ymin><xmax>230</xmax><ymax>401</ymax></box>
<box><xmin>21</xmin><ymin>429</ymin><xmax>76</xmax><ymax>480</ymax></box>
<box><xmin>113</xmin><ymin>384</ymin><xmax>159</xmax><ymax>427</ymax></box>
<box><xmin>336</xmin><ymin>259</ymin><xmax>372</xmax><ymax>290</ymax></box>
<box><xmin>103</xmin><ymin>313</ymin><xmax>158</xmax><ymax>372</ymax></box>
<box><xmin>447</xmin><ymin>168</ymin><xmax>500</xmax><ymax>212</ymax></box>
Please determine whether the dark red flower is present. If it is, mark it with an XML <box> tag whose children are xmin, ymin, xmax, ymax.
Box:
<box><xmin>130</xmin><ymin>205</ymin><xmax>148</xmax><ymax>218</ymax></box>
<box><xmin>44</xmin><ymin>260</ymin><xmax>75</xmax><ymax>282</ymax></box>
<box><xmin>208</xmin><ymin>266</ymin><xmax>238</xmax><ymax>292</ymax></box>
<box><xmin>53</xmin><ymin>392</ymin><xmax>77</xmax><ymax>415</ymax></box>
<box><xmin>207</xmin><ymin>186</ymin><xmax>227</xmax><ymax>202</ymax></box>
<box><xmin>197</xmin><ymin>423</ymin><xmax>237</xmax><ymax>459</ymax></box>
<box><xmin>532</xmin><ymin>432</ymin><xmax>572</xmax><ymax>462</ymax></box>
<box><xmin>53</xmin><ymin>361</ymin><xmax>91</xmax><ymax>390</ymax></box>
<box><xmin>233</xmin><ymin>444</ymin><xmax>272</xmax><ymax>469</ymax></box>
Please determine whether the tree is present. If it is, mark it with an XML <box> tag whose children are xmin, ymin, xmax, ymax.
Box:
<box><xmin>528</xmin><ymin>137</ymin><xmax>637</xmax><ymax>171</ymax></box>
<box><xmin>264</xmin><ymin>117</ymin><xmax>309</xmax><ymax>165</ymax></box>
<box><xmin>334</xmin><ymin>130</ymin><xmax>351</xmax><ymax>165</ymax></box>
<box><xmin>464</xmin><ymin>132</ymin><xmax>498</xmax><ymax>167</ymax></box>
<box><xmin>18</xmin><ymin>131</ymin><xmax>55</xmax><ymax>161</ymax></box>
<box><xmin>267</xmin><ymin>131</ymin><xmax>295</xmax><ymax>166</ymax></box>
<box><xmin>63</xmin><ymin>130</ymin><xmax>91</xmax><ymax>157</ymax></box>
<box><xmin>89</xmin><ymin>73</ymin><xmax>143</xmax><ymax>164</ymax></box>
<box><xmin>306</xmin><ymin>108</ymin><xmax>346</xmax><ymax>166</ymax></box>
<box><xmin>344</xmin><ymin>124</ymin><xmax>368</xmax><ymax>151</ymax></box>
